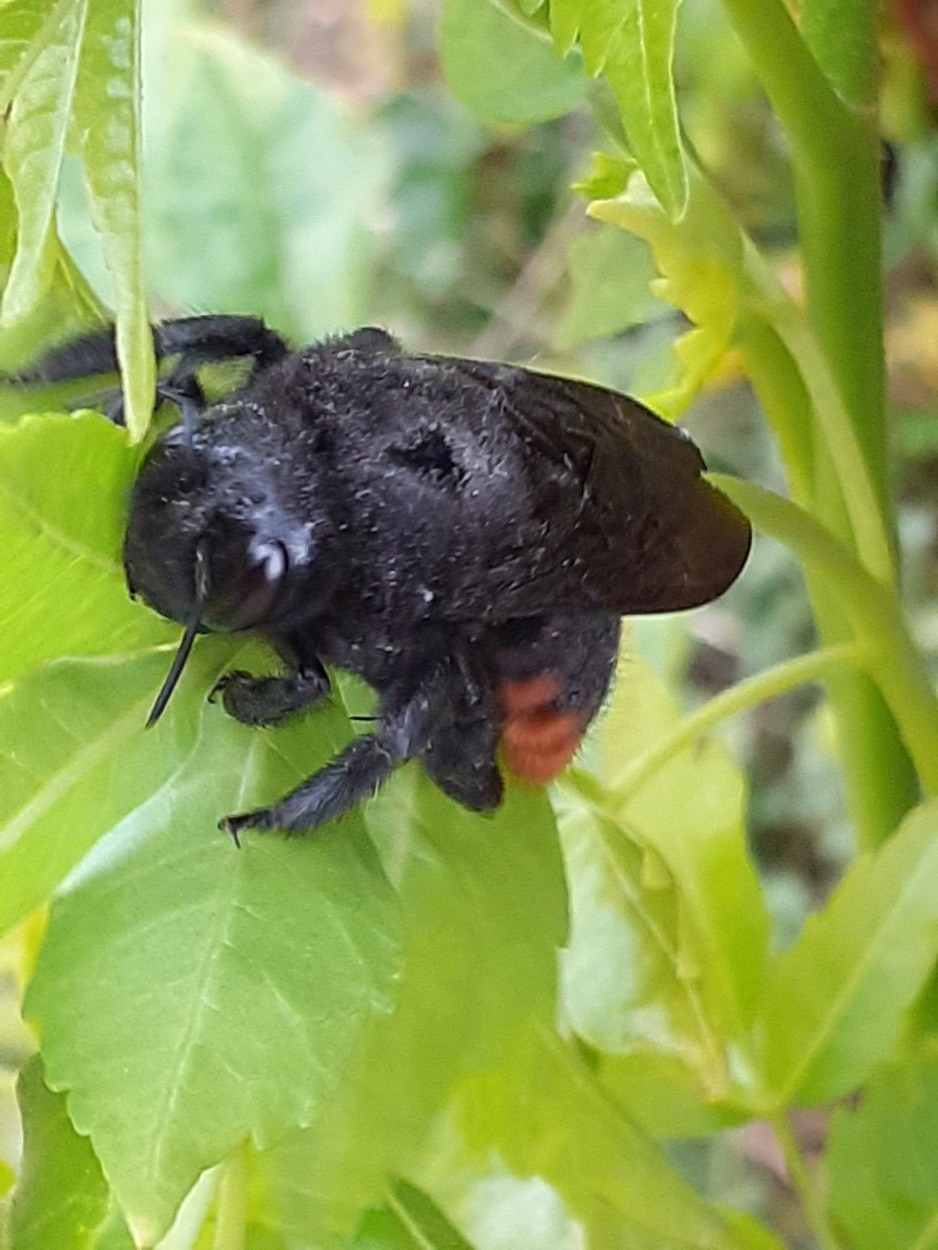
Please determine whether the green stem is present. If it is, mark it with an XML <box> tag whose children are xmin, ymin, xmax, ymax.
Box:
<box><xmin>714</xmin><ymin>476</ymin><xmax>938</xmax><ymax>796</ymax></box>
<box><xmin>720</xmin><ymin>0</ymin><xmax>913</xmax><ymax>844</ymax></box>
<box><xmin>771</xmin><ymin>1112</ymin><xmax>841</xmax><ymax>1250</ymax></box>
<box><xmin>604</xmin><ymin>643</ymin><xmax>867</xmax><ymax>808</ymax></box>
<box><xmin>719</xmin><ymin>0</ymin><xmax>886</xmax><ymax>521</ymax></box>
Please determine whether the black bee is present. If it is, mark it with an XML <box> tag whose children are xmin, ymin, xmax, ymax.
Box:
<box><xmin>14</xmin><ymin>316</ymin><xmax>751</xmax><ymax>836</ymax></box>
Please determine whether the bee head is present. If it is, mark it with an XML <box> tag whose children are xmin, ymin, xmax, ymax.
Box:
<box><xmin>124</xmin><ymin>413</ymin><xmax>337</xmax><ymax>723</ymax></box>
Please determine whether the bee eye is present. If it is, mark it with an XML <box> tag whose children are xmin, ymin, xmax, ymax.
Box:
<box><xmin>207</xmin><ymin>539</ymin><xmax>289</xmax><ymax>630</ymax></box>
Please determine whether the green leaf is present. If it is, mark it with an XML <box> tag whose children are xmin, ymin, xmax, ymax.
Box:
<box><xmin>0</xmin><ymin>650</ymin><xmax>211</xmax><ymax>935</ymax></box>
<box><xmin>439</xmin><ymin>0</ymin><xmax>585</xmax><ymax>125</ymax></box>
<box><xmin>72</xmin><ymin>0</ymin><xmax>152</xmax><ymax>440</ymax></box>
<box><xmin>557</xmin><ymin>651</ymin><xmax>769</xmax><ymax>1118</ymax></box>
<box><xmin>554</xmin><ymin>223</ymin><xmax>663</xmax><ymax>349</ymax></box>
<box><xmin>455</xmin><ymin>1027</ymin><xmax>783</xmax><ymax>1249</ymax></box>
<box><xmin>353</xmin><ymin>1180</ymin><xmax>476</xmax><ymax>1250</ymax></box>
<box><xmin>0</xmin><ymin>169</ymin><xmax>103</xmax><ymax>390</ymax></box>
<box><xmin>24</xmin><ymin>701</ymin><xmax>402</xmax><ymax>1244</ymax></box>
<box><xmin>138</xmin><ymin>16</ymin><xmax>391</xmax><ymax>340</ymax></box>
<box><xmin>549</xmin><ymin>0</ymin><xmax>687</xmax><ymax>217</ymax></box>
<box><xmin>0</xmin><ymin>414</ymin><xmax>167</xmax><ymax>684</ymax></box>
<box><xmin>587</xmin><ymin>165</ymin><xmax>745</xmax><ymax>417</ymax></box>
<box><xmin>758</xmin><ymin>799</ymin><xmax>938</xmax><ymax>1107</ymax></box>
<box><xmin>9</xmin><ymin>1054</ymin><xmax>134</xmax><ymax>1250</ymax></box>
<box><xmin>260</xmin><ymin>779</ymin><xmax>567</xmax><ymax>1243</ymax></box>
<box><xmin>0</xmin><ymin>0</ymin><xmax>83</xmax><ymax>323</ymax></box>
<box><xmin>828</xmin><ymin>1047</ymin><xmax>938</xmax><ymax>1250</ymax></box>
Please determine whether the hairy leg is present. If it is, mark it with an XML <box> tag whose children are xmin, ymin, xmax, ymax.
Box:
<box><xmin>422</xmin><ymin>650</ymin><xmax>503</xmax><ymax>811</ymax></box>
<box><xmin>210</xmin><ymin>634</ymin><xmax>331</xmax><ymax>727</ymax></box>
<box><xmin>8</xmin><ymin>315</ymin><xmax>292</xmax><ymax>427</ymax></box>
<box><xmin>222</xmin><ymin>652</ymin><xmax>464</xmax><ymax>836</ymax></box>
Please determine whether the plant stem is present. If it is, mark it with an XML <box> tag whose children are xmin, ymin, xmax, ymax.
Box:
<box><xmin>771</xmin><ymin>1112</ymin><xmax>841</xmax><ymax>1250</ymax></box>
<box><xmin>719</xmin><ymin>0</ymin><xmax>919</xmax><ymax>844</ymax></box>
<box><xmin>607</xmin><ymin>643</ymin><xmax>867</xmax><ymax>807</ymax></box>
<box><xmin>714</xmin><ymin>477</ymin><xmax>938</xmax><ymax>797</ymax></box>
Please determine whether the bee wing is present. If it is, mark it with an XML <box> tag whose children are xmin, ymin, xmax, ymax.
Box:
<box><xmin>446</xmin><ymin>360</ymin><xmax>752</xmax><ymax>620</ymax></box>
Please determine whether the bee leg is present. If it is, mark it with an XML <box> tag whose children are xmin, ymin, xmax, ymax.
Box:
<box><xmin>325</xmin><ymin>327</ymin><xmax>400</xmax><ymax>356</ymax></box>
<box><xmin>222</xmin><ymin>657</ymin><xmax>456</xmax><ymax>837</ymax></box>
<box><xmin>7</xmin><ymin>325</ymin><xmax>121</xmax><ymax>385</ymax></box>
<box><xmin>154</xmin><ymin>315</ymin><xmax>290</xmax><ymax>376</ymax></box>
<box><xmin>423</xmin><ymin>652</ymin><xmax>503</xmax><ymax>812</ymax></box>
<box><xmin>8</xmin><ymin>315</ymin><xmax>289</xmax><ymax>423</ymax></box>
<box><xmin>210</xmin><ymin>659</ymin><xmax>331</xmax><ymax>727</ymax></box>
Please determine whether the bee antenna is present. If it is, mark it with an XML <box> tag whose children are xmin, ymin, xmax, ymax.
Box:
<box><xmin>146</xmin><ymin>542</ymin><xmax>210</xmax><ymax>727</ymax></box>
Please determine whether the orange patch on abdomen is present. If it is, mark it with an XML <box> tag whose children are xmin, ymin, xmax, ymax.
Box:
<box><xmin>498</xmin><ymin>675</ymin><xmax>588</xmax><ymax>784</ymax></box>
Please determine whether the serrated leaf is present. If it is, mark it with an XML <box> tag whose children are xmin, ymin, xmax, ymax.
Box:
<box><xmin>549</xmin><ymin>0</ymin><xmax>687</xmax><ymax>216</ymax></box>
<box><xmin>828</xmin><ymin>1047</ymin><xmax>938</xmax><ymax>1250</ymax></box>
<box><xmin>557</xmin><ymin>651</ymin><xmax>768</xmax><ymax>1117</ymax></box>
<box><xmin>587</xmin><ymin>166</ymin><xmax>745</xmax><ymax>417</ymax></box>
<box><xmin>9</xmin><ymin>1054</ymin><xmax>134</xmax><ymax>1250</ymax></box>
<box><xmin>758</xmin><ymin>799</ymin><xmax>938</xmax><ymax>1107</ymax></box>
<box><xmin>440</xmin><ymin>0</ymin><xmax>585</xmax><ymax>125</ymax></box>
<box><xmin>0</xmin><ymin>414</ymin><xmax>168</xmax><ymax>683</ymax></box>
<box><xmin>261</xmin><ymin>778</ymin><xmax>567</xmax><ymax>1243</ymax></box>
<box><xmin>25</xmin><ymin>702</ymin><xmax>402</xmax><ymax>1244</ymax></box>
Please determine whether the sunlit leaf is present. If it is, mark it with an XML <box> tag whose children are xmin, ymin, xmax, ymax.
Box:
<box><xmin>72</xmin><ymin>0</ymin><xmax>152</xmax><ymax>440</ymax></box>
<box><xmin>0</xmin><ymin>650</ymin><xmax>213</xmax><ymax>935</ymax></box>
<box><xmin>550</xmin><ymin>0</ymin><xmax>687</xmax><ymax>216</ymax></box>
<box><xmin>0</xmin><ymin>414</ymin><xmax>167</xmax><ymax>684</ymax></box>
<box><xmin>25</xmin><ymin>703</ymin><xmax>401</xmax><ymax>1243</ymax></box>
<box><xmin>0</xmin><ymin>0</ymin><xmax>82</xmax><ymax>322</ymax></box>
<box><xmin>587</xmin><ymin>165</ymin><xmax>745</xmax><ymax>417</ymax></box>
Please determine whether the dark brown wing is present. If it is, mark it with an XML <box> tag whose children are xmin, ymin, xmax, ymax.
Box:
<box><xmin>441</xmin><ymin>359</ymin><xmax>751</xmax><ymax>620</ymax></box>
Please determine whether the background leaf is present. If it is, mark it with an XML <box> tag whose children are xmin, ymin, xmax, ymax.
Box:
<box><xmin>440</xmin><ymin>0</ymin><xmax>585</xmax><ymax>125</ymax></box>
<box><xmin>827</xmin><ymin>1046</ymin><xmax>938</xmax><ymax>1250</ymax></box>
<box><xmin>138</xmin><ymin>14</ymin><xmax>390</xmax><ymax>341</ymax></box>
<box><xmin>556</xmin><ymin>651</ymin><xmax>768</xmax><ymax>1123</ymax></box>
<box><xmin>453</xmin><ymin>1027</ymin><xmax>783</xmax><ymax>1250</ymax></box>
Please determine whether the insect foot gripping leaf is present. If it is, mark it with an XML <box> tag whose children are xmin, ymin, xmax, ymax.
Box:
<box><xmin>13</xmin><ymin>316</ymin><xmax>751</xmax><ymax>835</ymax></box>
